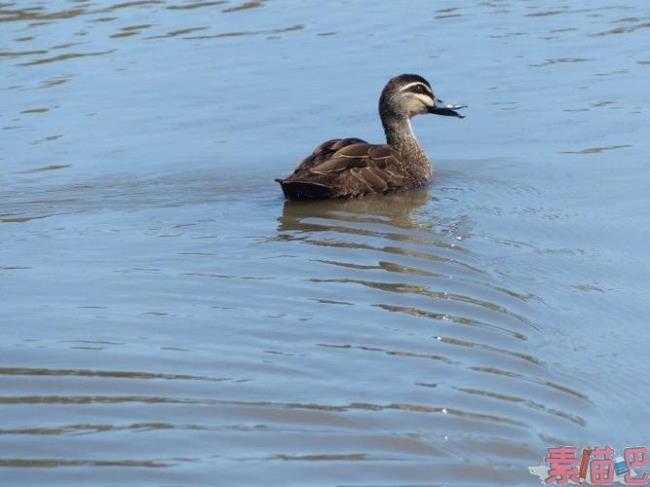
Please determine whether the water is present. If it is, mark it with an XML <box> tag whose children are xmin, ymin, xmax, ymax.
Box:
<box><xmin>2</xmin><ymin>1</ymin><xmax>649</xmax><ymax>485</ymax></box>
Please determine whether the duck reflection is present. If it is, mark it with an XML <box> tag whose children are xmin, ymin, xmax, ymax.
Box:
<box><xmin>277</xmin><ymin>188</ymin><xmax>433</xmax><ymax>234</ymax></box>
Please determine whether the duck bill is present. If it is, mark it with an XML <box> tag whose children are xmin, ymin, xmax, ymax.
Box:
<box><xmin>428</xmin><ymin>99</ymin><xmax>466</xmax><ymax>118</ymax></box>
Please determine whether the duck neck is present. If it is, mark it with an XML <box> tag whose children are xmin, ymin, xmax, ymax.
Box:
<box><xmin>381</xmin><ymin>113</ymin><xmax>431</xmax><ymax>180</ymax></box>
<box><xmin>382</xmin><ymin>114</ymin><xmax>418</xmax><ymax>150</ymax></box>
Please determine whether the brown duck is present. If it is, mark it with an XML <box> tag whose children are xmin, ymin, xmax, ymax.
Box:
<box><xmin>276</xmin><ymin>74</ymin><xmax>465</xmax><ymax>200</ymax></box>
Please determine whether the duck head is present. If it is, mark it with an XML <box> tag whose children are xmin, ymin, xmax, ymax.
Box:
<box><xmin>379</xmin><ymin>74</ymin><xmax>466</xmax><ymax>119</ymax></box>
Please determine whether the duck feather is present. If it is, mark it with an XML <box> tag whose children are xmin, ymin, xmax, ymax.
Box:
<box><xmin>278</xmin><ymin>138</ymin><xmax>407</xmax><ymax>199</ymax></box>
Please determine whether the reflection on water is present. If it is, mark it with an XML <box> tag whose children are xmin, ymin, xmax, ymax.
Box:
<box><xmin>2</xmin><ymin>0</ymin><xmax>650</xmax><ymax>485</ymax></box>
<box><xmin>276</xmin><ymin>191</ymin><xmax>587</xmax><ymax>428</ymax></box>
<box><xmin>278</xmin><ymin>189</ymin><xmax>433</xmax><ymax>232</ymax></box>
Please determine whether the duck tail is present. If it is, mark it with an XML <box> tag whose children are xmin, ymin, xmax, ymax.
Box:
<box><xmin>276</xmin><ymin>178</ymin><xmax>335</xmax><ymax>200</ymax></box>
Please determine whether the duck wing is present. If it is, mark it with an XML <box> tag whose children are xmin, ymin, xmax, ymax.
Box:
<box><xmin>278</xmin><ymin>139</ymin><xmax>406</xmax><ymax>199</ymax></box>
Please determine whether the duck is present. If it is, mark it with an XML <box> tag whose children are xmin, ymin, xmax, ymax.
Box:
<box><xmin>276</xmin><ymin>74</ymin><xmax>465</xmax><ymax>200</ymax></box>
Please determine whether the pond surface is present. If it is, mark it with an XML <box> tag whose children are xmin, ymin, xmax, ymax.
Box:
<box><xmin>1</xmin><ymin>0</ymin><xmax>649</xmax><ymax>485</ymax></box>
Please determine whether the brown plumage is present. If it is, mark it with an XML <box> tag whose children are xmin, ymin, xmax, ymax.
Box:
<box><xmin>276</xmin><ymin>74</ymin><xmax>465</xmax><ymax>200</ymax></box>
<box><xmin>276</xmin><ymin>138</ymin><xmax>406</xmax><ymax>199</ymax></box>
